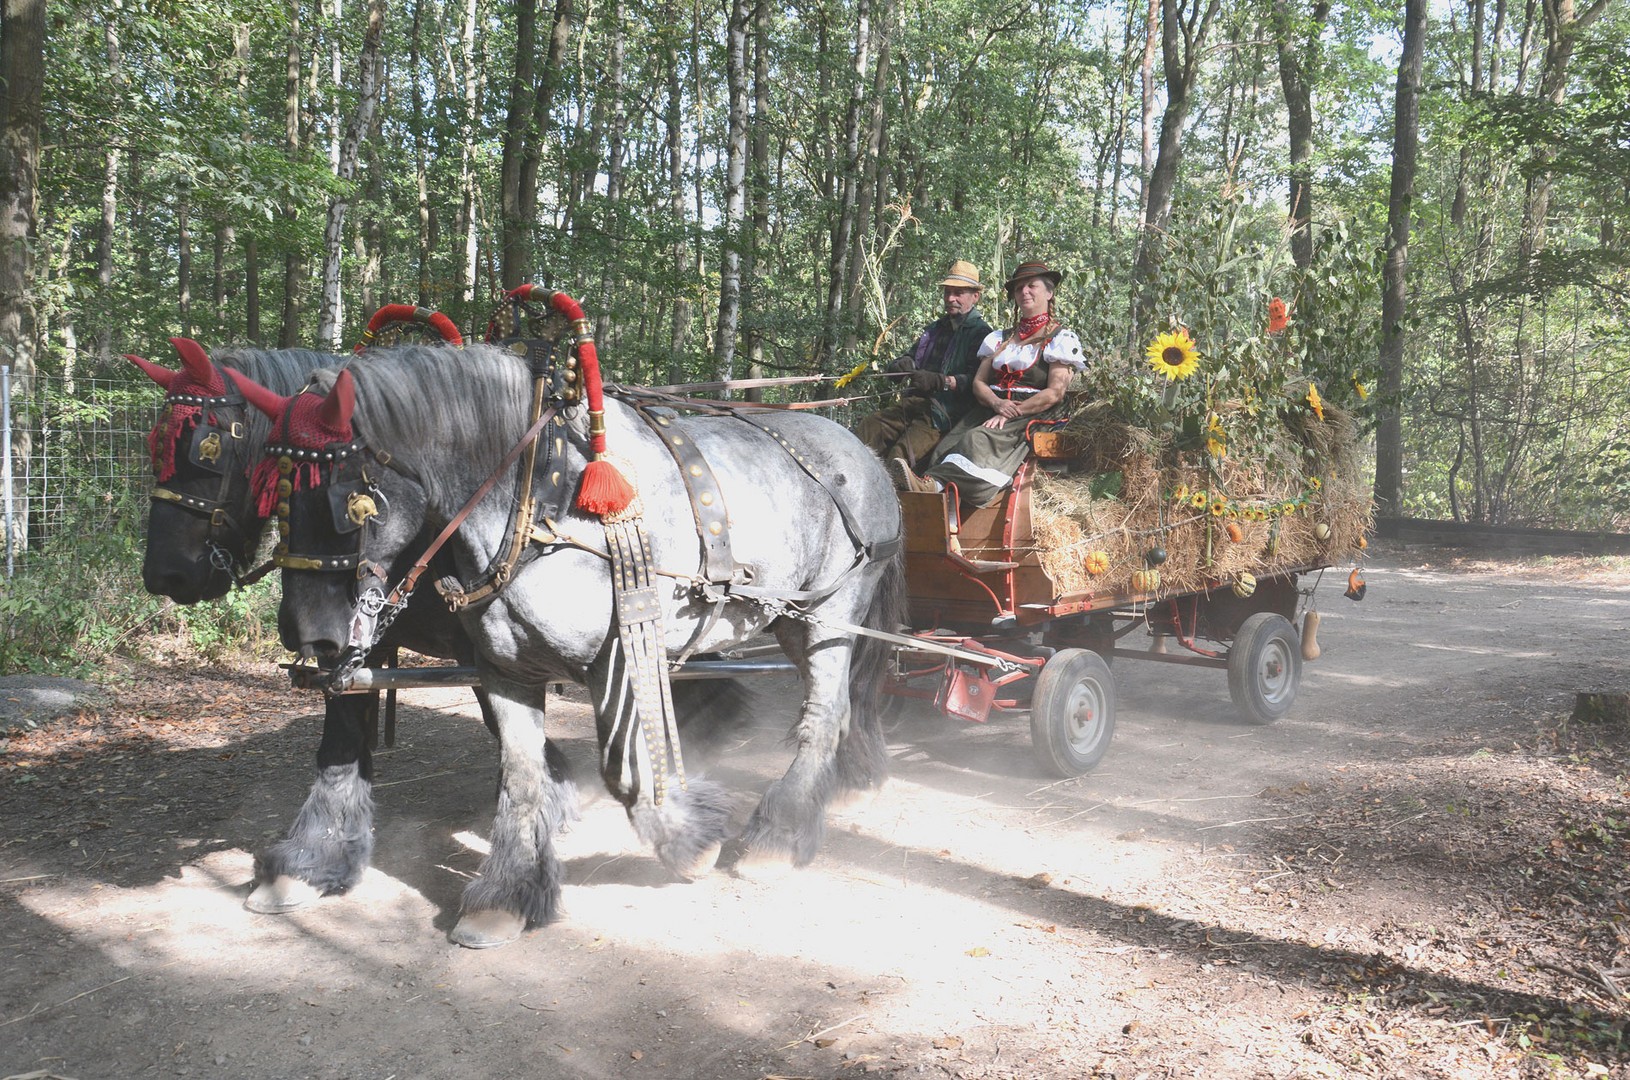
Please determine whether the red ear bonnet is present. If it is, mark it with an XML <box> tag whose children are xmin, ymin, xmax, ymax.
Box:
<box><xmin>127</xmin><ymin>354</ymin><xmax>176</xmax><ymax>389</ymax></box>
<box><xmin>229</xmin><ymin>366</ymin><xmax>359</xmax><ymax>520</ymax></box>
<box><xmin>317</xmin><ymin>370</ymin><xmax>356</xmax><ymax>434</ymax></box>
<box><xmin>169</xmin><ymin>338</ymin><xmax>220</xmax><ymax>391</ymax></box>
<box><xmin>227</xmin><ymin>368</ymin><xmax>292</xmax><ymax>422</ymax></box>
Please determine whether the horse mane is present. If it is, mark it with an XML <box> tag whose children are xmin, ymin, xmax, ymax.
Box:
<box><xmin>205</xmin><ymin>346</ymin><xmax>347</xmax><ymax>457</ymax></box>
<box><xmin>307</xmin><ymin>343</ymin><xmax>549</xmax><ymax>511</ymax></box>
<box><xmin>212</xmin><ymin>346</ymin><xmax>342</xmax><ymax>394</ymax></box>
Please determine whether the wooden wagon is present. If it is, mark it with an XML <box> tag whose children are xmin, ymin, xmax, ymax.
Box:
<box><xmin>887</xmin><ymin>454</ymin><xmax>1326</xmax><ymax>777</ymax></box>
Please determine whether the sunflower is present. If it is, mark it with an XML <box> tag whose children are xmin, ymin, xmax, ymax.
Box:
<box><xmin>1210</xmin><ymin>497</ymin><xmax>1229</xmax><ymax>516</ymax></box>
<box><xmin>1146</xmin><ymin>328</ymin><xmax>1200</xmax><ymax>380</ymax></box>
<box><xmin>1267</xmin><ymin>297</ymin><xmax>1290</xmax><ymax>334</ymax></box>
<box><xmin>1306</xmin><ymin>382</ymin><xmax>1325</xmax><ymax>421</ymax></box>
<box><xmin>1190</xmin><ymin>492</ymin><xmax>1208</xmax><ymax>509</ymax></box>
<box><xmin>1206</xmin><ymin>415</ymin><xmax>1227</xmax><ymax>459</ymax></box>
<box><xmin>1308</xmin><ymin>476</ymin><xmax>1322</xmax><ymax>491</ymax></box>
<box><xmin>1172</xmin><ymin>483</ymin><xmax>1189</xmax><ymax>502</ymax></box>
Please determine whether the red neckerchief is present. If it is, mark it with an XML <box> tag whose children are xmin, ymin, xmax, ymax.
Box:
<box><xmin>994</xmin><ymin>314</ymin><xmax>1059</xmax><ymax>394</ymax></box>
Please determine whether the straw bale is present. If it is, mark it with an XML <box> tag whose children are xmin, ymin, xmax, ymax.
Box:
<box><xmin>1030</xmin><ymin>402</ymin><xmax>1372</xmax><ymax>600</ymax></box>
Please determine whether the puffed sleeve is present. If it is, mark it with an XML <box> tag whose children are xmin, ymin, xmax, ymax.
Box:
<box><xmin>976</xmin><ymin>329</ymin><xmax>1004</xmax><ymax>359</ymax></box>
<box><xmin>1043</xmin><ymin>328</ymin><xmax>1087</xmax><ymax>371</ymax></box>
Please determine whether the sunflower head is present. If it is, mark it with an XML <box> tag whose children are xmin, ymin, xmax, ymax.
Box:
<box><xmin>1309</xmin><ymin>476</ymin><xmax>1322</xmax><ymax>491</ymax></box>
<box><xmin>1171</xmin><ymin>483</ymin><xmax>1189</xmax><ymax>502</ymax></box>
<box><xmin>1190</xmin><ymin>492</ymin><xmax>1207</xmax><ymax>509</ymax></box>
<box><xmin>1210</xmin><ymin>497</ymin><xmax>1228</xmax><ymax>516</ymax></box>
<box><xmin>1146</xmin><ymin>328</ymin><xmax>1200</xmax><ymax>381</ymax></box>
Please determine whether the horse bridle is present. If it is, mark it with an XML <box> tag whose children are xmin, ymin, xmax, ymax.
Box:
<box><xmin>149</xmin><ymin>372</ymin><xmax>273</xmax><ymax>587</ymax></box>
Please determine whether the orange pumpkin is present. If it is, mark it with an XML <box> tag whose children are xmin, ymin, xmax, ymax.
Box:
<box><xmin>1225</xmin><ymin>521</ymin><xmax>1243</xmax><ymax>543</ymax></box>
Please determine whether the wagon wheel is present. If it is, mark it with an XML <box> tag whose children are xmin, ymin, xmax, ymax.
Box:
<box><xmin>1226</xmin><ymin>612</ymin><xmax>1301</xmax><ymax>725</ymax></box>
<box><xmin>1028</xmin><ymin>648</ymin><xmax>1116</xmax><ymax>778</ymax></box>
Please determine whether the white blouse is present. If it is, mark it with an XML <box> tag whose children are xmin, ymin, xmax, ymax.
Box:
<box><xmin>978</xmin><ymin>327</ymin><xmax>1087</xmax><ymax>374</ymax></box>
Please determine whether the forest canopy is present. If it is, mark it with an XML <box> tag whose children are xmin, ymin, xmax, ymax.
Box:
<box><xmin>14</xmin><ymin>0</ymin><xmax>1630</xmax><ymax>528</ymax></box>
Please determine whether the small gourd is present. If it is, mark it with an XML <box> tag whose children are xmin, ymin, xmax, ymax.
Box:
<box><xmin>1232</xmin><ymin>572</ymin><xmax>1257</xmax><ymax>599</ymax></box>
<box><xmin>1085</xmin><ymin>550</ymin><xmax>1109</xmax><ymax>575</ymax></box>
<box><xmin>1131</xmin><ymin>568</ymin><xmax>1161</xmax><ymax>593</ymax></box>
<box><xmin>1355</xmin><ymin>535</ymin><xmax>1368</xmax><ymax>550</ymax></box>
<box><xmin>1313</xmin><ymin>522</ymin><xmax>1331</xmax><ymax>541</ymax></box>
<box><xmin>1225</xmin><ymin>521</ymin><xmax>1243</xmax><ymax>543</ymax></box>
<box><xmin>1144</xmin><ymin>546</ymin><xmax>1168</xmax><ymax>567</ymax></box>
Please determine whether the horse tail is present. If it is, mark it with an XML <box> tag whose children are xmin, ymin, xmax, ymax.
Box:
<box><xmin>835</xmin><ymin>545</ymin><xmax>906</xmax><ymax>794</ymax></box>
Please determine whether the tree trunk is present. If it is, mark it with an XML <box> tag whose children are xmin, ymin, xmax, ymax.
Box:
<box><xmin>743</xmin><ymin>0</ymin><xmax>771</xmax><ymax>402</ymax></box>
<box><xmin>178</xmin><ymin>179</ymin><xmax>193</xmax><ymax>335</ymax></box>
<box><xmin>1374</xmin><ymin>0</ymin><xmax>1426</xmax><ymax>518</ymax></box>
<box><xmin>1272</xmin><ymin>0</ymin><xmax>1328</xmax><ymax>271</ymax></box>
<box><xmin>665</xmin><ymin>6</ymin><xmax>690</xmax><ymax>383</ymax></box>
<box><xmin>1516</xmin><ymin>0</ymin><xmax>1612</xmax><ymax>265</ymax></box>
<box><xmin>847</xmin><ymin>0</ymin><xmax>892</xmax><ymax>353</ymax></box>
<box><xmin>500</xmin><ymin>0</ymin><xmax>537</xmax><ymax>294</ymax></box>
<box><xmin>1137</xmin><ymin>0</ymin><xmax>1158</xmax><ymax>225</ymax></box>
<box><xmin>0</xmin><ymin>0</ymin><xmax>43</xmax><ymax>557</ymax></box>
<box><xmin>316</xmin><ymin>0</ymin><xmax>387</xmax><ymax>349</ymax></box>
<box><xmin>595</xmin><ymin>0</ymin><xmax>626</xmax><ymax>348</ymax></box>
<box><xmin>95</xmin><ymin>15</ymin><xmax>121</xmax><ymax>362</ymax></box>
<box><xmin>512</xmin><ymin>0</ymin><xmax>573</xmax><ymax>291</ymax></box>
<box><xmin>458</xmin><ymin>0</ymin><xmax>478</xmax><ymax>306</ymax></box>
<box><xmin>1130</xmin><ymin>0</ymin><xmax>1221</xmax><ymax>327</ymax></box>
<box><xmin>280</xmin><ymin>0</ymin><xmax>303</xmax><ymax>348</ymax></box>
<box><xmin>411</xmin><ymin>0</ymin><xmax>430</xmax><ymax>306</ymax></box>
<box><xmin>714</xmin><ymin>0</ymin><xmax>749</xmax><ymax>381</ymax></box>
<box><xmin>820</xmin><ymin>0</ymin><xmax>871</xmax><ymax>372</ymax></box>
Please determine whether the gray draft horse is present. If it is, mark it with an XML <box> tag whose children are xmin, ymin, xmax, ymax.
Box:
<box><xmin>130</xmin><ymin>340</ymin><xmax>590</xmax><ymax>914</ymax></box>
<box><xmin>231</xmin><ymin>342</ymin><xmax>904</xmax><ymax>947</ymax></box>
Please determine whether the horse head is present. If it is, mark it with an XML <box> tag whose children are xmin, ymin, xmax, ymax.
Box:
<box><xmin>130</xmin><ymin>338</ymin><xmax>264</xmax><ymax>603</ymax></box>
<box><xmin>231</xmin><ymin>366</ymin><xmax>431</xmax><ymax>670</ymax></box>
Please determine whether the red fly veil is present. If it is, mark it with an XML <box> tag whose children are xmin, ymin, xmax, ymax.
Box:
<box><xmin>229</xmin><ymin>369</ymin><xmax>357</xmax><ymax>519</ymax></box>
<box><xmin>128</xmin><ymin>338</ymin><xmax>228</xmax><ymax>482</ymax></box>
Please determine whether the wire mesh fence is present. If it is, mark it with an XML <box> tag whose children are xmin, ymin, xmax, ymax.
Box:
<box><xmin>3</xmin><ymin>367</ymin><xmax>158</xmax><ymax>575</ymax></box>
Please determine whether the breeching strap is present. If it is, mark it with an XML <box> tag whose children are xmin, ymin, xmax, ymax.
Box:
<box><xmin>381</xmin><ymin>403</ymin><xmax>559</xmax><ymax>613</ymax></box>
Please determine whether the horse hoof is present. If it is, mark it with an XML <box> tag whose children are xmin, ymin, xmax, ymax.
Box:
<box><xmin>451</xmin><ymin>909</ymin><xmax>526</xmax><ymax>949</ymax></box>
<box><xmin>245</xmin><ymin>875</ymin><xmax>320</xmax><ymax>914</ymax></box>
<box><xmin>732</xmin><ymin>848</ymin><xmax>795</xmax><ymax>881</ymax></box>
<box><xmin>672</xmin><ymin>842</ymin><xmax>721</xmax><ymax>882</ymax></box>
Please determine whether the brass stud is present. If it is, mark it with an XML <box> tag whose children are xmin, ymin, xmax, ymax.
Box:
<box><xmin>700</xmin><ymin>492</ymin><xmax>714</xmax><ymax>506</ymax></box>
<box><xmin>689</xmin><ymin>465</ymin><xmax>702</xmax><ymax>477</ymax></box>
<box><xmin>708</xmin><ymin>521</ymin><xmax>723</xmax><ymax>535</ymax></box>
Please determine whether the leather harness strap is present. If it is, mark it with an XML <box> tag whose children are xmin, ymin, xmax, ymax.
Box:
<box><xmin>604</xmin><ymin>519</ymin><xmax>686</xmax><ymax>805</ymax></box>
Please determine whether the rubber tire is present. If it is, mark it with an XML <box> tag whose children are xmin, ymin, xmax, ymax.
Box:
<box><xmin>1028</xmin><ymin>648</ymin><xmax>1117</xmax><ymax>778</ymax></box>
<box><xmin>1227</xmin><ymin>612</ymin><xmax>1301</xmax><ymax>725</ymax></box>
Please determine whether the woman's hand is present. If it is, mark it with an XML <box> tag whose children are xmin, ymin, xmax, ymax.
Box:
<box><xmin>981</xmin><ymin>414</ymin><xmax>1008</xmax><ymax>430</ymax></box>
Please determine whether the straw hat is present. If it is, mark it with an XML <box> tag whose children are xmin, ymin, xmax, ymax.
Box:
<box><xmin>937</xmin><ymin>260</ymin><xmax>984</xmax><ymax>292</ymax></box>
<box><xmin>1002</xmin><ymin>260</ymin><xmax>1064</xmax><ymax>297</ymax></box>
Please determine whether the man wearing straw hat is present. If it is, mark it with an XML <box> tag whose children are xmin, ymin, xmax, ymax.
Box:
<box><xmin>856</xmin><ymin>259</ymin><xmax>990</xmax><ymax>476</ymax></box>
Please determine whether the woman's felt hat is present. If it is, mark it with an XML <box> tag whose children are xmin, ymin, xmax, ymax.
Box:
<box><xmin>1002</xmin><ymin>261</ymin><xmax>1064</xmax><ymax>297</ymax></box>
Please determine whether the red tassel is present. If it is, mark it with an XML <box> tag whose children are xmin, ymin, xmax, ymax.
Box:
<box><xmin>576</xmin><ymin>458</ymin><xmax>635</xmax><ymax>516</ymax></box>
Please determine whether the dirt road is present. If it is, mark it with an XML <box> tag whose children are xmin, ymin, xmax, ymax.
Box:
<box><xmin>3</xmin><ymin>547</ymin><xmax>1628</xmax><ymax>1079</ymax></box>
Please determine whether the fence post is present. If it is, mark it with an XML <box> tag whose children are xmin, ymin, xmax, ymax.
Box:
<box><xmin>2</xmin><ymin>364</ymin><xmax>11</xmax><ymax>579</ymax></box>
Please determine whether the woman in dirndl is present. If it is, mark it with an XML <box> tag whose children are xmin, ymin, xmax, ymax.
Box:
<box><xmin>907</xmin><ymin>261</ymin><xmax>1085</xmax><ymax>508</ymax></box>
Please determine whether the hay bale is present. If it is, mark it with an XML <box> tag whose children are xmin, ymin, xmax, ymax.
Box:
<box><xmin>1030</xmin><ymin>404</ymin><xmax>1373</xmax><ymax>599</ymax></box>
